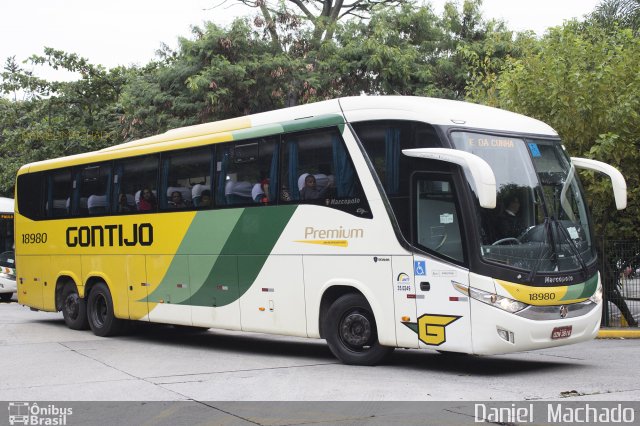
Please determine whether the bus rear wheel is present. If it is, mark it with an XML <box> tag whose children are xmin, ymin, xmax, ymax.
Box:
<box><xmin>61</xmin><ymin>285</ymin><xmax>89</xmax><ymax>330</ymax></box>
<box><xmin>87</xmin><ymin>282</ymin><xmax>124</xmax><ymax>337</ymax></box>
<box><xmin>324</xmin><ymin>293</ymin><xmax>394</xmax><ymax>366</ymax></box>
<box><xmin>0</xmin><ymin>293</ymin><xmax>12</xmax><ymax>302</ymax></box>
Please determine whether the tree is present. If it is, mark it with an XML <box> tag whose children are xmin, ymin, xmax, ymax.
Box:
<box><xmin>233</xmin><ymin>0</ymin><xmax>404</xmax><ymax>49</ymax></box>
<box><xmin>465</xmin><ymin>22</ymin><xmax>640</xmax><ymax>326</ymax></box>
<box><xmin>466</xmin><ymin>22</ymin><xmax>640</xmax><ymax>239</ymax></box>
<box><xmin>590</xmin><ymin>0</ymin><xmax>640</xmax><ymax>34</ymax></box>
<box><xmin>0</xmin><ymin>49</ymin><xmax>127</xmax><ymax>196</ymax></box>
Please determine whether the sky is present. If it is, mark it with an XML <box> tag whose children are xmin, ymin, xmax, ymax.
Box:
<box><xmin>0</xmin><ymin>0</ymin><xmax>602</xmax><ymax>80</ymax></box>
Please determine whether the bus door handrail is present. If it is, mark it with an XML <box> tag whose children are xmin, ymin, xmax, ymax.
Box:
<box><xmin>402</xmin><ymin>148</ymin><xmax>497</xmax><ymax>209</ymax></box>
<box><xmin>571</xmin><ymin>157</ymin><xmax>627</xmax><ymax>210</ymax></box>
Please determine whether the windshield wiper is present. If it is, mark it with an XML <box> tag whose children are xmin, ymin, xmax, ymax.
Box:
<box><xmin>551</xmin><ymin>217</ymin><xmax>589</xmax><ymax>280</ymax></box>
<box><xmin>527</xmin><ymin>217</ymin><xmax>556</xmax><ymax>282</ymax></box>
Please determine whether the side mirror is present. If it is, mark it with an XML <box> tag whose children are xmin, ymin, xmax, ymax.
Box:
<box><xmin>402</xmin><ymin>148</ymin><xmax>497</xmax><ymax>208</ymax></box>
<box><xmin>571</xmin><ymin>157</ymin><xmax>627</xmax><ymax>210</ymax></box>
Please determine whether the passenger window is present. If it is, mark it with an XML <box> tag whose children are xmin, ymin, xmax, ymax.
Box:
<box><xmin>215</xmin><ymin>137</ymin><xmax>278</xmax><ymax>207</ymax></box>
<box><xmin>280</xmin><ymin>128</ymin><xmax>370</xmax><ymax>217</ymax></box>
<box><xmin>78</xmin><ymin>163</ymin><xmax>111</xmax><ymax>216</ymax></box>
<box><xmin>112</xmin><ymin>155</ymin><xmax>159</xmax><ymax>214</ymax></box>
<box><xmin>160</xmin><ymin>147</ymin><xmax>213</xmax><ymax>210</ymax></box>
<box><xmin>17</xmin><ymin>172</ymin><xmax>45</xmax><ymax>220</ymax></box>
<box><xmin>352</xmin><ymin>120</ymin><xmax>443</xmax><ymax>236</ymax></box>
<box><xmin>46</xmin><ymin>170</ymin><xmax>73</xmax><ymax>218</ymax></box>
<box><xmin>352</xmin><ymin>121</ymin><xmax>442</xmax><ymax>196</ymax></box>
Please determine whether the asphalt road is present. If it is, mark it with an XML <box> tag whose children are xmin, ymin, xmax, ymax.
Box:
<box><xmin>1</xmin><ymin>298</ymin><xmax>639</xmax><ymax>405</ymax></box>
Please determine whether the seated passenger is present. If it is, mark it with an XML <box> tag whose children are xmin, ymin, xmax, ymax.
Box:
<box><xmin>199</xmin><ymin>190</ymin><xmax>212</xmax><ymax>208</ymax></box>
<box><xmin>138</xmin><ymin>188</ymin><xmax>157</xmax><ymax>211</ymax></box>
<box><xmin>252</xmin><ymin>172</ymin><xmax>270</xmax><ymax>203</ymax></box>
<box><xmin>118</xmin><ymin>193</ymin><xmax>133</xmax><ymax>212</ymax></box>
<box><xmin>191</xmin><ymin>184</ymin><xmax>210</xmax><ymax>207</ymax></box>
<box><xmin>252</xmin><ymin>183</ymin><xmax>265</xmax><ymax>203</ymax></box>
<box><xmin>300</xmin><ymin>174</ymin><xmax>332</xmax><ymax>200</ymax></box>
<box><xmin>169</xmin><ymin>191</ymin><xmax>186</xmax><ymax>208</ymax></box>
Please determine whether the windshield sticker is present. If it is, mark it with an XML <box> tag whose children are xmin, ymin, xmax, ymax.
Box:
<box><xmin>567</xmin><ymin>226</ymin><xmax>579</xmax><ymax>240</ymax></box>
<box><xmin>440</xmin><ymin>213</ymin><xmax>454</xmax><ymax>224</ymax></box>
<box><xmin>528</xmin><ymin>143</ymin><xmax>542</xmax><ymax>157</ymax></box>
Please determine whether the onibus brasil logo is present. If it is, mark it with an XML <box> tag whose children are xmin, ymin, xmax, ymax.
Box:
<box><xmin>8</xmin><ymin>402</ymin><xmax>73</xmax><ymax>425</ymax></box>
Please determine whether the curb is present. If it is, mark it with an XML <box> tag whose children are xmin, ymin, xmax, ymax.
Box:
<box><xmin>597</xmin><ymin>329</ymin><xmax>640</xmax><ymax>339</ymax></box>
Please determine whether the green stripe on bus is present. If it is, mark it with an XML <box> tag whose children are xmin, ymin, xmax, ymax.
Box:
<box><xmin>280</xmin><ymin>114</ymin><xmax>344</xmax><ymax>133</ymax></box>
<box><xmin>146</xmin><ymin>209</ymin><xmax>243</xmax><ymax>304</ymax></box>
<box><xmin>147</xmin><ymin>205</ymin><xmax>297</xmax><ymax>307</ymax></box>
<box><xmin>560</xmin><ymin>273</ymin><xmax>598</xmax><ymax>301</ymax></box>
<box><xmin>229</xmin><ymin>114</ymin><xmax>343</xmax><ymax>141</ymax></box>
<box><xmin>231</xmin><ymin>124</ymin><xmax>285</xmax><ymax>141</ymax></box>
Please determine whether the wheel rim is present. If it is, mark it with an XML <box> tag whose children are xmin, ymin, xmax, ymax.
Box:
<box><xmin>64</xmin><ymin>294</ymin><xmax>80</xmax><ymax>320</ymax></box>
<box><xmin>92</xmin><ymin>294</ymin><xmax>108</xmax><ymax>328</ymax></box>
<box><xmin>339</xmin><ymin>309</ymin><xmax>374</xmax><ymax>351</ymax></box>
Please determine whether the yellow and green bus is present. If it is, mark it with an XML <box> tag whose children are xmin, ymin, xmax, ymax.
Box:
<box><xmin>15</xmin><ymin>96</ymin><xmax>626</xmax><ymax>365</ymax></box>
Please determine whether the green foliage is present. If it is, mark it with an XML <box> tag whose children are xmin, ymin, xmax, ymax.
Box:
<box><xmin>466</xmin><ymin>22</ymin><xmax>640</xmax><ymax>239</ymax></box>
<box><xmin>0</xmin><ymin>50</ymin><xmax>128</xmax><ymax>195</ymax></box>
<box><xmin>590</xmin><ymin>0</ymin><xmax>640</xmax><ymax>34</ymax></box>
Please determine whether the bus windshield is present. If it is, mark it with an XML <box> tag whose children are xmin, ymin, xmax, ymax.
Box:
<box><xmin>451</xmin><ymin>132</ymin><xmax>595</xmax><ymax>274</ymax></box>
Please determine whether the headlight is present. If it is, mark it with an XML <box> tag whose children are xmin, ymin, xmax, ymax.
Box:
<box><xmin>453</xmin><ymin>282</ymin><xmax>527</xmax><ymax>313</ymax></box>
<box><xmin>589</xmin><ymin>281</ymin><xmax>603</xmax><ymax>305</ymax></box>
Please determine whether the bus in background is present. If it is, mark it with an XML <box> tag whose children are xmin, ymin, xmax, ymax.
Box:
<box><xmin>0</xmin><ymin>197</ymin><xmax>15</xmax><ymax>302</ymax></box>
<box><xmin>14</xmin><ymin>96</ymin><xmax>626</xmax><ymax>365</ymax></box>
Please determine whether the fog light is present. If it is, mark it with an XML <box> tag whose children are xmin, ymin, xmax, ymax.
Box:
<box><xmin>497</xmin><ymin>328</ymin><xmax>515</xmax><ymax>344</ymax></box>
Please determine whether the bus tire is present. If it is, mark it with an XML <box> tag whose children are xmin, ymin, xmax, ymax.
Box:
<box><xmin>87</xmin><ymin>282</ymin><xmax>124</xmax><ymax>337</ymax></box>
<box><xmin>324</xmin><ymin>293</ymin><xmax>394</xmax><ymax>366</ymax></box>
<box><xmin>61</xmin><ymin>285</ymin><xmax>89</xmax><ymax>330</ymax></box>
<box><xmin>0</xmin><ymin>293</ymin><xmax>12</xmax><ymax>302</ymax></box>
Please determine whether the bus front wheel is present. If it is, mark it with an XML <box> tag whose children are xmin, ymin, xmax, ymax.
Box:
<box><xmin>87</xmin><ymin>282</ymin><xmax>124</xmax><ymax>337</ymax></box>
<box><xmin>324</xmin><ymin>293</ymin><xmax>394</xmax><ymax>365</ymax></box>
<box><xmin>61</xmin><ymin>285</ymin><xmax>89</xmax><ymax>330</ymax></box>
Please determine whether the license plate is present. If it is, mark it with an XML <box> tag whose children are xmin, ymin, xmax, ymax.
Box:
<box><xmin>551</xmin><ymin>326</ymin><xmax>572</xmax><ymax>339</ymax></box>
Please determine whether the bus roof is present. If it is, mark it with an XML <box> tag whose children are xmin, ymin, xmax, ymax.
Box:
<box><xmin>18</xmin><ymin>96</ymin><xmax>558</xmax><ymax>174</ymax></box>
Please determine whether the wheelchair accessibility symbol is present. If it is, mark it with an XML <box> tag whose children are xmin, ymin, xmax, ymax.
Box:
<box><xmin>414</xmin><ymin>261</ymin><xmax>426</xmax><ymax>276</ymax></box>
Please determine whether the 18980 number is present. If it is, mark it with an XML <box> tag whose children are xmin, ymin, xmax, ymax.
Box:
<box><xmin>22</xmin><ymin>233</ymin><xmax>48</xmax><ymax>244</ymax></box>
<box><xmin>529</xmin><ymin>292</ymin><xmax>555</xmax><ymax>301</ymax></box>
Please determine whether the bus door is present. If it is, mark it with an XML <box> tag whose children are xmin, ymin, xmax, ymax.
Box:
<box><xmin>411</xmin><ymin>172</ymin><xmax>472</xmax><ymax>353</ymax></box>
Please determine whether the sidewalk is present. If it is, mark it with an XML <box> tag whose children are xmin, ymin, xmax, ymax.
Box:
<box><xmin>597</xmin><ymin>328</ymin><xmax>640</xmax><ymax>338</ymax></box>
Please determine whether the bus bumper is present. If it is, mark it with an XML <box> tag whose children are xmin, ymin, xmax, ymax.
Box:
<box><xmin>469</xmin><ymin>298</ymin><xmax>602</xmax><ymax>355</ymax></box>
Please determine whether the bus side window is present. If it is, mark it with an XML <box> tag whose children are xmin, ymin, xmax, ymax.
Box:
<box><xmin>280</xmin><ymin>128</ymin><xmax>370</xmax><ymax>217</ymax></box>
<box><xmin>46</xmin><ymin>170</ymin><xmax>73</xmax><ymax>218</ymax></box>
<box><xmin>351</xmin><ymin>121</ymin><xmax>443</xmax><ymax>234</ymax></box>
<box><xmin>215</xmin><ymin>137</ymin><xmax>278</xmax><ymax>207</ymax></box>
<box><xmin>112</xmin><ymin>155</ymin><xmax>159</xmax><ymax>214</ymax></box>
<box><xmin>79</xmin><ymin>163</ymin><xmax>112</xmax><ymax>216</ymax></box>
<box><xmin>160</xmin><ymin>147</ymin><xmax>213</xmax><ymax>210</ymax></box>
<box><xmin>17</xmin><ymin>172</ymin><xmax>45</xmax><ymax>220</ymax></box>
